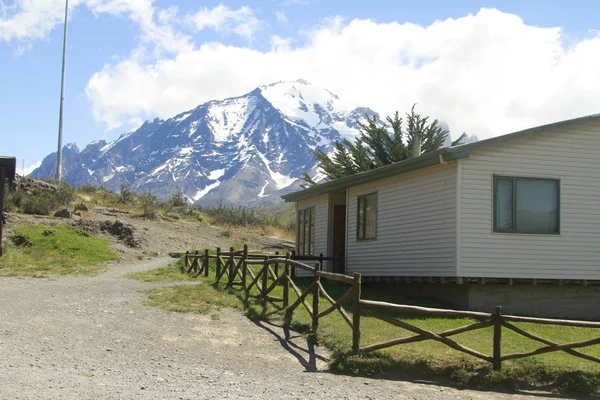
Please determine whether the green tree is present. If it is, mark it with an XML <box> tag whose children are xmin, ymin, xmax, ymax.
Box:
<box><xmin>303</xmin><ymin>104</ymin><xmax>449</xmax><ymax>184</ymax></box>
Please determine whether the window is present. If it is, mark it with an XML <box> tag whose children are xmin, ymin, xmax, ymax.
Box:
<box><xmin>297</xmin><ymin>207</ymin><xmax>315</xmax><ymax>255</ymax></box>
<box><xmin>357</xmin><ymin>192</ymin><xmax>377</xmax><ymax>240</ymax></box>
<box><xmin>494</xmin><ymin>176</ymin><xmax>559</xmax><ymax>234</ymax></box>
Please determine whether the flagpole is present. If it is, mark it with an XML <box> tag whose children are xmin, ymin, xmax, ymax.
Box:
<box><xmin>56</xmin><ymin>0</ymin><xmax>69</xmax><ymax>182</ymax></box>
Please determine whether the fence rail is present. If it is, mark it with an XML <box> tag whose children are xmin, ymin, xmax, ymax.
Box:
<box><xmin>184</xmin><ymin>245</ymin><xmax>600</xmax><ymax>371</ymax></box>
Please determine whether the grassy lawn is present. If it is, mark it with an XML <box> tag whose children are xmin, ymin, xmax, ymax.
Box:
<box><xmin>128</xmin><ymin>260</ymin><xmax>241</xmax><ymax>314</ymax></box>
<box><xmin>0</xmin><ymin>225</ymin><xmax>117</xmax><ymax>277</ymax></box>
<box><xmin>126</xmin><ymin>261</ymin><xmax>199</xmax><ymax>282</ymax></box>
<box><xmin>132</xmin><ymin>258</ymin><xmax>600</xmax><ymax>396</ymax></box>
<box><xmin>144</xmin><ymin>284</ymin><xmax>242</xmax><ymax>314</ymax></box>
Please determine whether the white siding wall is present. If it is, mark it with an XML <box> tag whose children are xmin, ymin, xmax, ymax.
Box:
<box><xmin>459</xmin><ymin>121</ymin><xmax>600</xmax><ymax>279</ymax></box>
<box><xmin>296</xmin><ymin>194</ymin><xmax>329</xmax><ymax>276</ymax></box>
<box><xmin>346</xmin><ymin>164</ymin><xmax>457</xmax><ymax>276</ymax></box>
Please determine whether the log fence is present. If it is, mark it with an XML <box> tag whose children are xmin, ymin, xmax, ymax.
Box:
<box><xmin>184</xmin><ymin>245</ymin><xmax>600</xmax><ymax>371</ymax></box>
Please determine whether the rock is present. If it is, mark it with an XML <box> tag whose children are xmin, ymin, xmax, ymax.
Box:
<box><xmin>54</xmin><ymin>209</ymin><xmax>71</xmax><ymax>218</ymax></box>
<box><xmin>99</xmin><ymin>220</ymin><xmax>140</xmax><ymax>248</ymax></box>
<box><xmin>74</xmin><ymin>203</ymin><xmax>88</xmax><ymax>212</ymax></box>
<box><xmin>13</xmin><ymin>175</ymin><xmax>57</xmax><ymax>194</ymax></box>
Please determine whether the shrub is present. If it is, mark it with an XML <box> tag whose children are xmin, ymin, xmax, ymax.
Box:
<box><xmin>4</xmin><ymin>185</ymin><xmax>22</xmax><ymax>211</ymax></box>
<box><xmin>54</xmin><ymin>183</ymin><xmax>76</xmax><ymax>206</ymax></box>
<box><xmin>139</xmin><ymin>192</ymin><xmax>158</xmax><ymax>219</ymax></box>
<box><xmin>78</xmin><ymin>184</ymin><xmax>99</xmax><ymax>193</ymax></box>
<box><xmin>21</xmin><ymin>193</ymin><xmax>56</xmax><ymax>215</ymax></box>
<box><xmin>165</xmin><ymin>212</ymin><xmax>181</xmax><ymax>220</ymax></box>
<box><xmin>554</xmin><ymin>371</ymin><xmax>600</xmax><ymax>397</ymax></box>
<box><xmin>170</xmin><ymin>192</ymin><xmax>188</xmax><ymax>208</ymax></box>
<box><xmin>119</xmin><ymin>183</ymin><xmax>137</xmax><ymax>204</ymax></box>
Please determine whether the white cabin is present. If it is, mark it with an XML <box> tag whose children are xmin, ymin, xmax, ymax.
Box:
<box><xmin>283</xmin><ymin>114</ymin><xmax>600</xmax><ymax>284</ymax></box>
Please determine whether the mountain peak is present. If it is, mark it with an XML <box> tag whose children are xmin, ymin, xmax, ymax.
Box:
<box><xmin>31</xmin><ymin>81</ymin><xmax>378</xmax><ymax>206</ymax></box>
<box><xmin>259</xmin><ymin>78</ymin><xmax>312</xmax><ymax>89</ymax></box>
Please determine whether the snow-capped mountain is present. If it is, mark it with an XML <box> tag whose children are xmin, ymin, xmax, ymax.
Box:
<box><xmin>31</xmin><ymin>80</ymin><xmax>377</xmax><ymax>206</ymax></box>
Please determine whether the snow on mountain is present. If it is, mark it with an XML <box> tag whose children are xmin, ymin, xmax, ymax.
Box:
<box><xmin>30</xmin><ymin>79</ymin><xmax>379</xmax><ymax>206</ymax></box>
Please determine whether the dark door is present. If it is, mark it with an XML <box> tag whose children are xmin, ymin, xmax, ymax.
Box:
<box><xmin>332</xmin><ymin>205</ymin><xmax>346</xmax><ymax>274</ymax></box>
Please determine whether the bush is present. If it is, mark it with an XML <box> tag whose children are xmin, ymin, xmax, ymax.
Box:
<box><xmin>139</xmin><ymin>192</ymin><xmax>158</xmax><ymax>219</ymax></box>
<box><xmin>119</xmin><ymin>183</ymin><xmax>137</xmax><ymax>205</ymax></box>
<box><xmin>54</xmin><ymin>183</ymin><xmax>76</xmax><ymax>207</ymax></box>
<box><xmin>20</xmin><ymin>193</ymin><xmax>56</xmax><ymax>215</ymax></box>
<box><xmin>165</xmin><ymin>212</ymin><xmax>181</xmax><ymax>220</ymax></box>
<box><xmin>170</xmin><ymin>192</ymin><xmax>188</xmax><ymax>208</ymax></box>
<box><xmin>78</xmin><ymin>184</ymin><xmax>99</xmax><ymax>193</ymax></box>
<box><xmin>96</xmin><ymin>187</ymin><xmax>120</xmax><ymax>206</ymax></box>
<box><xmin>4</xmin><ymin>185</ymin><xmax>22</xmax><ymax>211</ymax></box>
<box><xmin>5</xmin><ymin>182</ymin><xmax>75</xmax><ymax>215</ymax></box>
<box><xmin>554</xmin><ymin>371</ymin><xmax>600</xmax><ymax>397</ymax></box>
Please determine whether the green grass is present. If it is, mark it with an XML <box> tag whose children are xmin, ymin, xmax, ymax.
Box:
<box><xmin>144</xmin><ymin>284</ymin><xmax>242</xmax><ymax>314</ymax></box>
<box><xmin>0</xmin><ymin>225</ymin><xmax>117</xmax><ymax>277</ymax></box>
<box><xmin>126</xmin><ymin>260</ymin><xmax>198</xmax><ymax>282</ymax></box>
<box><xmin>134</xmin><ymin>258</ymin><xmax>600</xmax><ymax>396</ymax></box>
<box><xmin>129</xmin><ymin>256</ymin><xmax>241</xmax><ymax>314</ymax></box>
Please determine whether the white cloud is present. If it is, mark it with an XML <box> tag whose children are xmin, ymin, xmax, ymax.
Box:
<box><xmin>187</xmin><ymin>5</ymin><xmax>262</xmax><ymax>40</ymax></box>
<box><xmin>84</xmin><ymin>8</ymin><xmax>600</xmax><ymax>141</ymax></box>
<box><xmin>275</xmin><ymin>11</ymin><xmax>288</xmax><ymax>24</ymax></box>
<box><xmin>0</xmin><ymin>0</ymin><xmax>76</xmax><ymax>41</ymax></box>
<box><xmin>23</xmin><ymin>161</ymin><xmax>41</xmax><ymax>176</ymax></box>
<box><xmin>0</xmin><ymin>1</ymin><xmax>257</xmax><ymax>53</ymax></box>
<box><xmin>270</xmin><ymin>35</ymin><xmax>291</xmax><ymax>51</ymax></box>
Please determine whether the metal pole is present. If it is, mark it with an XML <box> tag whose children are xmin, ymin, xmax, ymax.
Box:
<box><xmin>0</xmin><ymin>168</ymin><xmax>5</xmax><ymax>256</ymax></box>
<box><xmin>56</xmin><ymin>0</ymin><xmax>69</xmax><ymax>182</ymax></box>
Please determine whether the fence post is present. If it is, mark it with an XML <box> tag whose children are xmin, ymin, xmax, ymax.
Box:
<box><xmin>185</xmin><ymin>251</ymin><xmax>189</xmax><ymax>270</ymax></box>
<box><xmin>216</xmin><ymin>247</ymin><xmax>221</xmax><ymax>278</ymax></box>
<box><xmin>261</xmin><ymin>257</ymin><xmax>268</xmax><ymax>298</ymax></box>
<box><xmin>319</xmin><ymin>253</ymin><xmax>324</xmax><ymax>272</ymax></box>
<box><xmin>242</xmin><ymin>244</ymin><xmax>248</xmax><ymax>290</ymax></box>
<box><xmin>312</xmin><ymin>262</ymin><xmax>321</xmax><ymax>332</ymax></box>
<box><xmin>228</xmin><ymin>246</ymin><xmax>234</xmax><ymax>286</ymax></box>
<box><xmin>204</xmin><ymin>249</ymin><xmax>209</xmax><ymax>277</ymax></box>
<box><xmin>194</xmin><ymin>250</ymin><xmax>199</xmax><ymax>273</ymax></box>
<box><xmin>352</xmin><ymin>272</ymin><xmax>362</xmax><ymax>355</ymax></box>
<box><xmin>493</xmin><ymin>306</ymin><xmax>503</xmax><ymax>371</ymax></box>
<box><xmin>290</xmin><ymin>250</ymin><xmax>296</xmax><ymax>279</ymax></box>
<box><xmin>283</xmin><ymin>253</ymin><xmax>290</xmax><ymax>308</ymax></box>
<box><xmin>274</xmin><ymin>251</ymin><xmax>279</xmax><ymax>277</ymax></box>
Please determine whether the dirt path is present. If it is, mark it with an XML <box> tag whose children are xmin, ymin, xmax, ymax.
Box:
<box><xmin>0</xmin><ymin>258</ymin><xmax>560</xmax><ymax>399</ymax></box>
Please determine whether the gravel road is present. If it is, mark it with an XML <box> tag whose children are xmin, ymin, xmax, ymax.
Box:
<box><xmin>0</xmin><ymin>258</ymin><xmax>558</xmax><ymax>399</ymax></box>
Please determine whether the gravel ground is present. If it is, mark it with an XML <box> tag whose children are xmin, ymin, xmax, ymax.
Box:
<box><xmin>0</xmin><ymin>257</ymin><xmax>560</xmax><ymax>400</ymax></box>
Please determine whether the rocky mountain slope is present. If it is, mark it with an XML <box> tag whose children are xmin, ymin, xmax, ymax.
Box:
<box><xmin>31</xmin><ymin>80</ymin><xmax>377</xmax><ymax>206</ymax></box>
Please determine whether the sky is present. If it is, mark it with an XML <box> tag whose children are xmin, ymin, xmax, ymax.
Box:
<box><xmin>2</xmin><ymin>0</ymin><xmax>600</xmax><ymax>176</ymax></box>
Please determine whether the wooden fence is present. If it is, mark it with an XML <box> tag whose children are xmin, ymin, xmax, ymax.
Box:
<box><xmin>185</xmin><ymin>245</ymin><xmax>600</xmax><ymax>371</ymax></box>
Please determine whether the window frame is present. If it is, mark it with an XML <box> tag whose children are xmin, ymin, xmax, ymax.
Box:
<box><xmin>356</xmin><ymin>192</ymin><xmax>378</xmax><ymax>241</ymax></box>
<box><xmin>297</xmin><ymin>206</ymin><xmax>315</xmax><ymax>255</ymax></box>
<box><xmin>492</xmin><ymin>175</ymin><xmax>560</xmax><ymax>235</ymax></box>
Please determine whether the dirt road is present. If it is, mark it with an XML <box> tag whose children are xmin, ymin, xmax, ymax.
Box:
<box><xmin>0</xmin><ymin>258</ymin><xmax>558</xmax><ymax>399</ymax></box>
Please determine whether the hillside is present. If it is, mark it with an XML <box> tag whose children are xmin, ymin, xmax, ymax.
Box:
<box><xmin>3</xmin><ymin>180</ymin><xmax>294</xmax><ymax>264</ymax></box>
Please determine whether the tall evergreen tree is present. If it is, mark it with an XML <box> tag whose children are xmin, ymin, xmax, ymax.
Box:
<box><xmin>302</xmin><ymin>104</ymin><xmax>449</xmax><ymax>185</ymax></box>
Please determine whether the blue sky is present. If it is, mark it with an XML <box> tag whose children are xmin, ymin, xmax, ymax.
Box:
<box><xmin>2</xmin><ymin>0</ymin><xmax>600</xmax><ymax>175</ymax></box>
